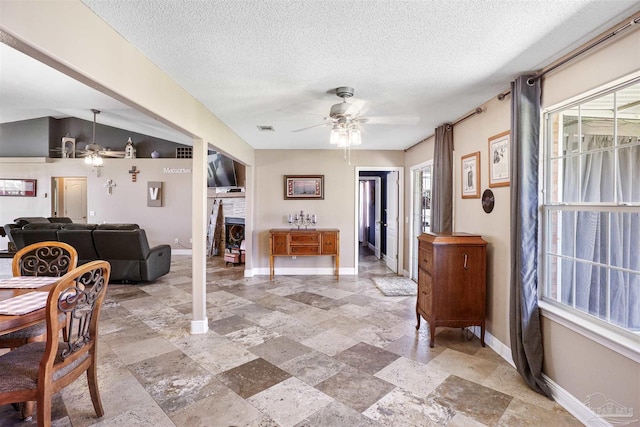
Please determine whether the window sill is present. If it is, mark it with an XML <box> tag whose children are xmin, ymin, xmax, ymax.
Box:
<box><xmin>539</xmin><ymin>300</ymin><xmax>640</xmax><ymax>363</ymax></box>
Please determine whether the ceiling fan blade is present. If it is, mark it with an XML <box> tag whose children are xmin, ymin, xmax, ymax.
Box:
<box><xmin>345</xmin><ymin>99</ymin><xmax>368</xmax><ymax>116</ymax></box>
<box><xmin>99</xmin><ymin>150</ymin><xmax>126</xmax><ymax>157</ymax></box>
<box><xmin>363</xmin><ymin>115</ymin><xmax>420</xmax><ymax>126</ymax></box>
<box><xmin>291</xmin><ymin>122</ymin><xmax>331</xmax><ymax>133</ymax></box>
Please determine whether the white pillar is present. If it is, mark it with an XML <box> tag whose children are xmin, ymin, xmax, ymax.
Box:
<box><xmin>191</xmin><ymin>138</ymin><xmax>208</xmax><ymax>334</ymax></box>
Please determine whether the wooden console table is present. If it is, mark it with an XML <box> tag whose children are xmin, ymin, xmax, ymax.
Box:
<box><xmin>269</xmin><ymin>228</ymin><xmax>339</xmax><ymax>280</ymax></box>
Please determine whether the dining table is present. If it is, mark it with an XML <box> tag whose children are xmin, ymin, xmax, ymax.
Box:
<box><xmin>0</xmin><ymin>276</ymin><xmax>60</xmax><ymax>336</ymax></box>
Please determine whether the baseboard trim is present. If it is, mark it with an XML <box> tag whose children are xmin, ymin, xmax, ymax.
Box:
<box><xmin>543</xmin><ymin>374</ymin><xmax>618</xmax><ymax>427</ymax></box>
<box><xmin>251</xmin><ymin>267</ymin><xmax>356</xmax><ymax>276</ymax></box>
<box><xmin>172</xmin><ymin>249</ymin><xmax>192</xmax><ymax>256</ymax></box>
<box><xmin>190</xmin><ymin>319</ymin><xmax>209</xmax><ymax>334</ymax></box>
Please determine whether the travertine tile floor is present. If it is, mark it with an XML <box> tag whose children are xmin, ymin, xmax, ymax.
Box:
<box><xmin>0</xmin><ymin>249</ymin><xmax>582</xmax><ymax>426</ymax></box>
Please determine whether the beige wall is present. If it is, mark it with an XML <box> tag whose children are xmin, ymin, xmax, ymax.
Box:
<box><xmin>0</xmin><ymin>158</ymin><xmax>192</xmax><ymax>249</ymax></box>
<box><xmin>451</xmin><ymin>97</ymin><xmax>512</xmax><ymax>346</ymax></box>
<box><xmin>254</xmin><ymin>149</ymin><xmax>404</xmax><ymax>273</ymax></box>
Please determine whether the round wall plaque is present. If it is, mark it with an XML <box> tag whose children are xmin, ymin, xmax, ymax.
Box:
<box><xmin>482</xmin><ymin>189</ymin><xmax>495</xmax><ymax>213</ymax></box>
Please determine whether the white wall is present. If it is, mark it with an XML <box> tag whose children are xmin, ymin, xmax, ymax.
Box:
<box><xmin>0</xmin><ymin>158</ymin><xmax>192</xmax><ymax>249</ymax></box>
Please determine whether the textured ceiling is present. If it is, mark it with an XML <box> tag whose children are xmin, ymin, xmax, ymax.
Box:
<box><xmin>2</xmin><ymin>1</ymin><xmax>639</xmax><ymax>151</ymax></box>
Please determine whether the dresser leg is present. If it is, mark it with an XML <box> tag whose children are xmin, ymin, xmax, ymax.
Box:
<box><xmin>429</xmin><ymin>324</ymin><xmax>436</xmax><ymax>348</ymax></box>
<box><xmin>415</xmin><ymin>310</ymin><xmax>421</xmax><ymax>330</ymax></box>
<box><xmin>481</xmin><ymin>323</ymin><xmax>486</xmax><ymax>347</ymax></box>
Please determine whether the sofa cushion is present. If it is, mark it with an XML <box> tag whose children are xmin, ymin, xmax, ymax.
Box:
<box><xmin>61</xmin><ymin>223</ymin><xmax>97</xmax><ymax>230</ymax></box>
<box><xmin>14</xmin><ymin>217</ymin><xmax>49</xmax><ymax>227</ymax></box>
<box><xmin>57</xmin><ymin>229</ymin><xmax>99</xmax><ymax>263</ymax></box>
<box><xmin>92</xmin><ymin>229</ymin><xmax>150</xmax><ymax>259</ymax></box>
<box><xmin>11</xmin><ymin>229</ymin><xmax>60</xmax><ymax>249</ymax></box>
<box><xmin>22</xmin><ymin>223</ymin><xmax>64</xmax><ymax>230</ymax></box>
<box><xmin>47</xmin><ymin>217</ymin><xmax>73</xmax><ymax>223</ymax></box>
<box><xmin>95</xmin><ymin>224</ymin><xmax>139</xmax><ymax>230</ymax></box>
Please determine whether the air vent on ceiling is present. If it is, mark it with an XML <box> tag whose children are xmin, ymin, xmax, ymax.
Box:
<box><xmin>257</xmin><ymin>125</ymin><xmax>275</xmax><ymax>132</ymax></box>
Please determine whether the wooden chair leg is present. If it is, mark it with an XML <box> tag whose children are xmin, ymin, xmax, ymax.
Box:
<box><xmin>37</xmin><ymin>391</ymin><xmax>52</xmax><ymax>427</ymax></box>
<box><xmin>87</xmin><ymin>361</ymin><xmax>104</xmax><ymax>417</ymax></box>
<box><xmin>21</xmin><ymin>401</ymin><xmax>34</xmax><ymax>421</ymax></box>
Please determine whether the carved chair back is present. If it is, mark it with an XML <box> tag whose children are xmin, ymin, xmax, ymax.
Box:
<box><xmin>12</xmin><ymin>241</ymin><xmax>78</xmax><ymax>277</ymax></box>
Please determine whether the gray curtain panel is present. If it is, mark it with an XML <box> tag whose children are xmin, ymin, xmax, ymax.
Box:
<box><xmin>509</xmin><ymin>75</ymin><xmax>551</xmax><ymax>397</ymax></box>
<box><xmin>431</xmin><ymin>124</ymin><xmax>453</xmax><ymax>233</ymax></box>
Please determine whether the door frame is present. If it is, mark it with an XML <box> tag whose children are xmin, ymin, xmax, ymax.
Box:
<box><xmin>358</xmin><ymin>176</ymin><xmax>382</xmax><ymax>258</ymax></box>
<box><xmin>409</xmin><ymin>160</ymin><xmax>433</xmax><ymax>280</ymax></box>
<box><xmin>51</xmin><ymin>176</ymin><xmax>88</xmax><ymax>223</ymax></box>
<box><xmin>354</xmin><ymin>166</ymin><xmax>404</xmax><ymax>275</ymax></box>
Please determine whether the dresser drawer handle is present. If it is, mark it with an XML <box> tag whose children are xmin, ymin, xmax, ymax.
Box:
<box><xmin>463</xmin><ymin>253</ymin><xmax>468</xmax><ymax>270</ymax></box>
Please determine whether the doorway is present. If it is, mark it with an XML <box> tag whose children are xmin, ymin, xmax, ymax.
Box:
<box><xmin>51</xmin><ymin>177</ymin><xmax>87</xmax><ymax>223</ymax></box>
<box><xmin>355</xmin><ymin>167</ymin><xmax>404</xmax><ymax>275</ymax></box>
<box><xmin>409</xmin><ymin>161</ymin><xmax>432</xmax><ymax>280</ymax></box>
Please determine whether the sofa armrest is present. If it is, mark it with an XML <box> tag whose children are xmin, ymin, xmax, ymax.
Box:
<box><xmin>140</xmin><ymin>244</ymin><xmax>171</xmax><ymax>281</ymax></box>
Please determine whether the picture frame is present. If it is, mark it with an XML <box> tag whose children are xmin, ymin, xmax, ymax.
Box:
<box><xmin>461</xmin><ymin>152</ymin><xmax>480</xmax><ymax>199</ymax></box>
<box><xmin>488</xmin><ymin>131</ymin><xmax>510</xmax><ymax>187</ymax></box>
<box><xmin>284</xmin><ymin>175</ymin><xmax>324</xmax><ymax>200</ymax></box>
<box><xmin>0</xmin><ymin>179</ymin><xmax>37</xmax><ymax>197</ymax></box>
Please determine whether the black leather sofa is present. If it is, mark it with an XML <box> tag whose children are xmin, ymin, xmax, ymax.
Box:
<box><xmin>7</xmin><ymin>222</ymin><xmax>171</xmax><ymax>283</ymax></box>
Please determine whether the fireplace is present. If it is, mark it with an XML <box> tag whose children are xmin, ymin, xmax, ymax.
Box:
<box><xmin>224</xmin><ymin>217</ymin><xmax>245</xmax><ymax>250</ymax></box>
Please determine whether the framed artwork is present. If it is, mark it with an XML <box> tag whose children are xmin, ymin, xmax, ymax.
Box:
<box><xmin>284</xmin><ymin>175</ymin><xmax>324</xmax><ymax>200</ymax></box>
<box><xmin>0</xmin><ymin>179</ymin><xmax>37</xmax><ymax>197</ymax></box>
<box><xmin>461</xmin><ymin>152</ymin><xmax>480</xmax><ymax>199</ymax></box>
<box><xmin>488</xmin><ymin>131</ymin><xmax>510</xmax><ymax>187</ymax></box>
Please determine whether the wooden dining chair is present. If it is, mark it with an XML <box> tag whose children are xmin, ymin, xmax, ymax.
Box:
<box><xmin>0</xmin><ymin>241</ymin><xmax>78</xmax><ymax>349</ymax></box>
<box><xmin>0</xmin><ymin>260</ymin><xmax>111</xmax><ymax>425</ymax></box>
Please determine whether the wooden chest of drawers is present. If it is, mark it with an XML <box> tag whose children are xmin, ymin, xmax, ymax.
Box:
<box><xmin>416</xmin><ymin>232</ymin><xmax>487</xmax><ymax>347</ymax></box>
<box><xmin>269</xmin><ymin>229</ymin><xmax>339</xmax><ymax>279</ymax></box>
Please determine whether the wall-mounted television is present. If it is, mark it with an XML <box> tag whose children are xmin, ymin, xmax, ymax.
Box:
<box><xmin>207</xmin><ymin>153</ymin><xmax>237</xmax><ymax>187</ymax></box>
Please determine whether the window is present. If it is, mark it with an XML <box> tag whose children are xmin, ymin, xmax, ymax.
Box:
<box><xmin>542</xmin><ymin>79</ymin><xmax>640</xmax><ymax>340</ymax></box>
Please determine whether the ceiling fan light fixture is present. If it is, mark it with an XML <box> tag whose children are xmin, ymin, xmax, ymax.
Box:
<box><xmin>348</xmin><ymin>124</ymin><xmax>361</xmax><ymax>146</ymax></box>
<box><xmin>329</xmin><ymin>124</ymin><xmax>342</xmax><ymax>145</ymax></box>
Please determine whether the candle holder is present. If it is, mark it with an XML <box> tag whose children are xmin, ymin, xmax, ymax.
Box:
<box><xmin>287</xmin><ymin>210</ymin><xmax>317</xmax><ymax>230</ymax></box>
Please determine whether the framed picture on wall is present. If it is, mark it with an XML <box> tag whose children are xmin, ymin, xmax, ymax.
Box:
<box><xmin>461</xmin><ymin>152</ymin><xmax>480</xmax><ymax>198</ymax></box>
<box><xmin>488</xmin><ymin>131</ymin><xmax>510</xmax><ymax>187</ymax></box>
<box><xmin>0</xmin><ymin>178</ymin><xmax>37</xmax><ymax>197</ymax></box>
<box><xmin>284</xmin><ymin>175</ymin><xmax>324</xmax><ymax>200</ymax></box>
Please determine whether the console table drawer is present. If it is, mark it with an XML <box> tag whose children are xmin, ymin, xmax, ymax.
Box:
<box><xmin>290</xmin><ymin>246</ymin><xmax>320</xmax><ymax>255</ymax></box>
<box><xmin>290</xmin><ymin>233</ymin><xmax>320</xmax><ymax>244</ymax></box>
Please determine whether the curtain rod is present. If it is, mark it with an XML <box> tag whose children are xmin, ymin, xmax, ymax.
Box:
<box><xmin>497</xmin><ymin>11</ymin><xmax>640</xmax><ymax>101</ymax></box>
<box><xmin>404</xmin><ymin>107</ymin><xmax>484</xmax><ymax>152</ymax></box>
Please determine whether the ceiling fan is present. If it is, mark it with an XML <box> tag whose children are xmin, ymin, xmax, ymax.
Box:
<box><xmin>77</xmin><ymin>109</ymin><xmax>126</xmax><ymax>159</ymax></box>
<box><xmin>291</xmin><ymin>86</ymin><xmax>418</xmax><ymax>134</ymax></box>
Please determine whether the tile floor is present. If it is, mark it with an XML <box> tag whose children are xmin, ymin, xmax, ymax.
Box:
<box><xmin>0</xmin><ymin>249</ymin><xmax>582</xmax><ymax>426</ymax></box>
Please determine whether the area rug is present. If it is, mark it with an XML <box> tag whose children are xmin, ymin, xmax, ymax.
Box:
<box><xmin>372</xmin><ymin>276</ymin><xmax>417</xmax><ymax>296</ymax></box>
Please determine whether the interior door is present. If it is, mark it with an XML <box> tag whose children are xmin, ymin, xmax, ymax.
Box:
<box><xmin>385</xmin><ymin>171</ymin><xmax>399</xmax><ymax>272</ymax></box>
<box><xmin>63</xmin><ymin>177</ymin><xmax>87</xmax><ymax>223</ymax></box>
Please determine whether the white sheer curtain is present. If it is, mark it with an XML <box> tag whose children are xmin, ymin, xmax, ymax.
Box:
<box><xmin>561</xmin><ymin>135</ymin><xmax>640</xmax><ymax>329</ymax></box>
